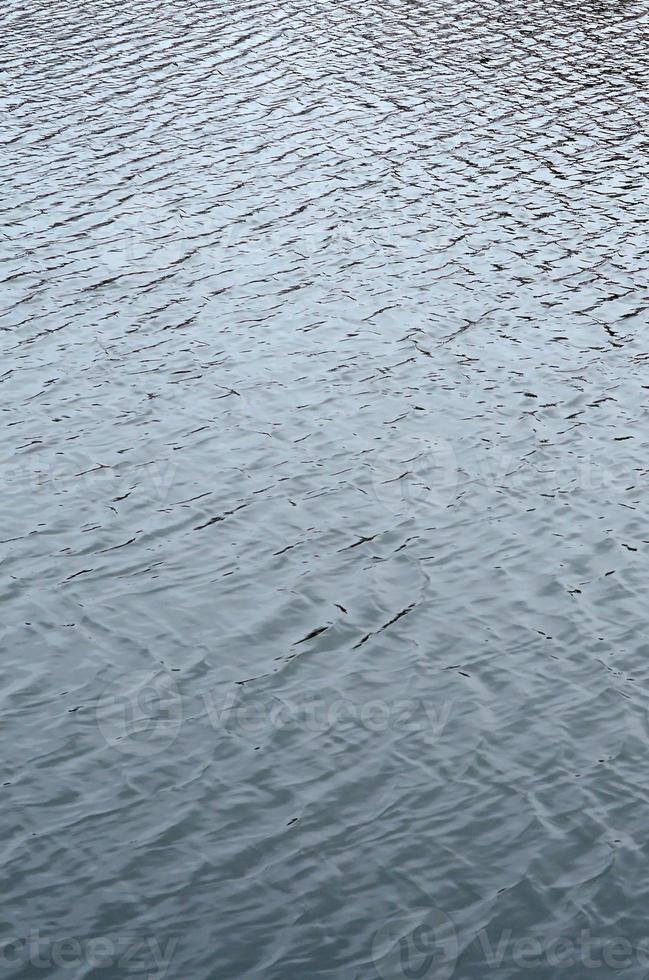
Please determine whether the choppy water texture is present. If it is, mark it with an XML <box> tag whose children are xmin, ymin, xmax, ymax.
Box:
<box><xmin>2</xmin><ymin>0</ymin><xmax>649</xmax><ymax>976</ymax></box>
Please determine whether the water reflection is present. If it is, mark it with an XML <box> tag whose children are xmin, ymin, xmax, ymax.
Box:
<box><xmin>2</xmin><ymin>0</ymin><xmax>649</xmax><ymax>977</ymax></box>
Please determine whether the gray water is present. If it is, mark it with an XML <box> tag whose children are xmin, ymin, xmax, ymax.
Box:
<box><xmin>2</xmin><ymin>0</ymin><xmax>649</xmax><ymax>977</ymax></box>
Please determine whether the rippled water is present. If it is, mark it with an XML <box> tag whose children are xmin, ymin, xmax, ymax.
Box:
<box><xmin>2</xmin><ymin>0</ymin><xmax>649</xmax><ymax>976</ymax></box>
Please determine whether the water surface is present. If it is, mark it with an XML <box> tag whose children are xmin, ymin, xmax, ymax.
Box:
<box><xmin>2</xmin><ymin>0</ymin><xmax>649</xmax><ymax>976</ymax></box>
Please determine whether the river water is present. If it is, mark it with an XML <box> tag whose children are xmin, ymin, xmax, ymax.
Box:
<box><xmin>2</xmin><ymin>0</ymin><xmax>649</xmax><ymax>977</ymax></box>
